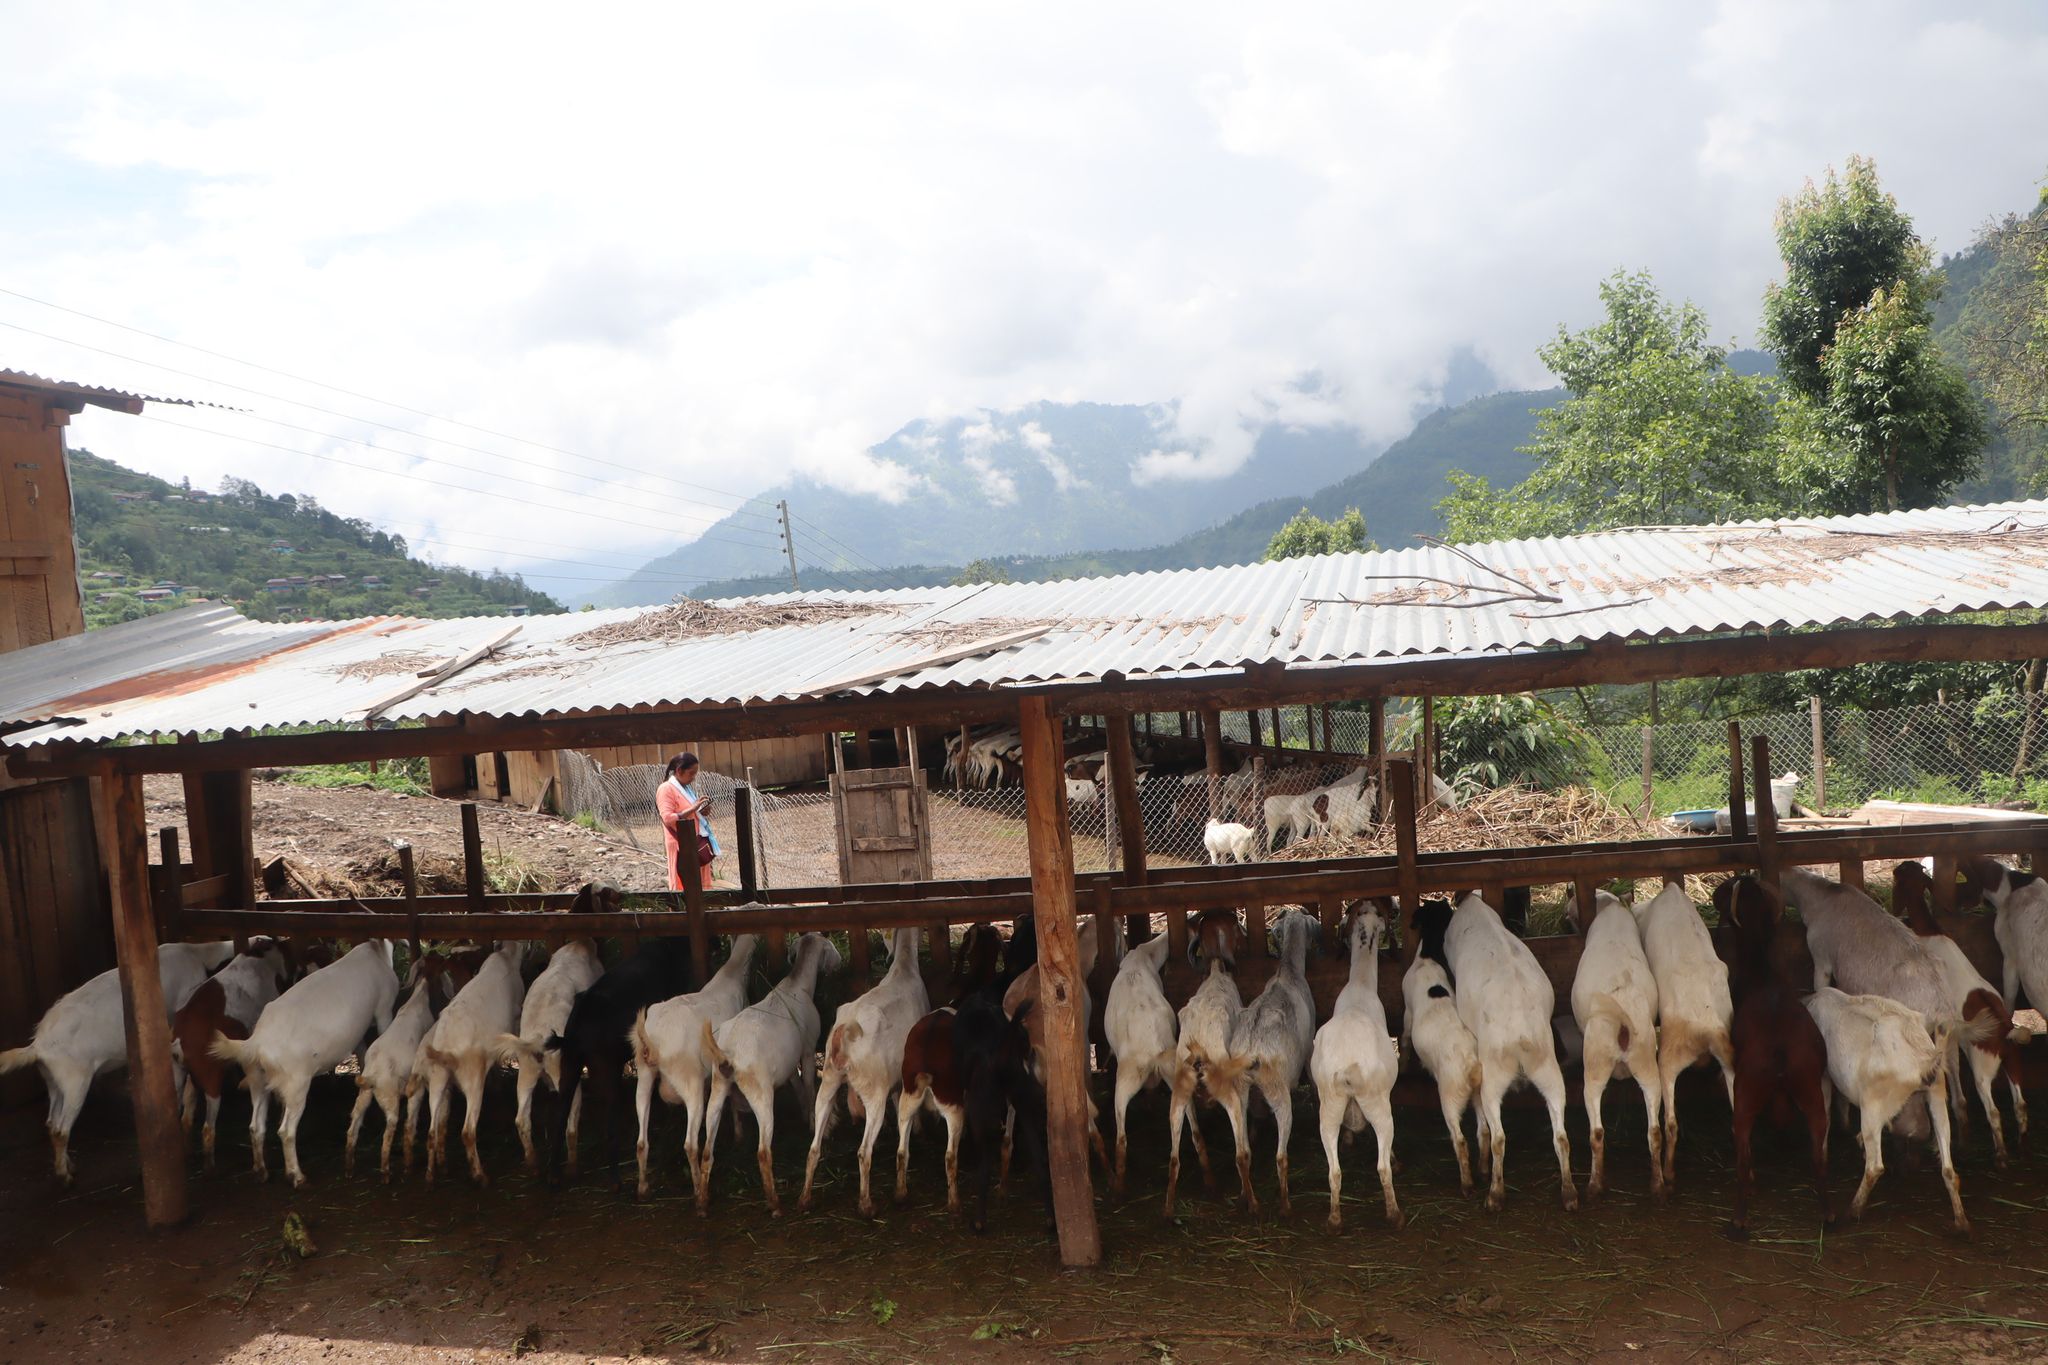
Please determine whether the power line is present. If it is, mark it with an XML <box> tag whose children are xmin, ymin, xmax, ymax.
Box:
<box><xmin>0</xmin><ymin>285</ymin><xmax>778</xmax><ymax>515</ymax></box>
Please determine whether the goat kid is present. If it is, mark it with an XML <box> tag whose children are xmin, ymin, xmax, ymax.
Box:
<box><xmin>1445</xmin><ymin>892</ymin><xmax>1576</xmax><ymax>1212</ymax></box>
<box><xmin>412</xmin><ymin>942</ymin><xmax>528</xmax><ymax>1187</ymax></box>
<box><xmin>1162</xmin><ymin>909</ymin><xmax>1245</xmax><ymax>1215</ymax></box>
<box><xmin>211</xmin><ymin>939</ymin><xmax>400</xmax><ymax>1188</ymax></box>
<box><xmin>345</xmin><ymin>969</ymin><xmax>449</xmax><ymax>1180</ymax></box>
<box><xmin>1105</xmin><ymin>933</ymin><xmax>1177</xmax><ymax>1197</ymax></box>
<box><xmin>956</xmin><ymin>993</ymin><xmax>1054</xmax><ymax>1234</ymax></box>
<box><xmin>1203</xmin><ymin>909</ymin><xmax>1317</xmax><ymax>1216</ymax></box>
<box><xmin>630</xmin><ymin>934</ymin><xmax>760</xmax><ymax>1200</ymax></box>
<box><xmin>1</xmin><ymin>941</ymin><xmax>235</xmax><ymax>1184</ymax></box>
<box><xmin>1310</xmin><ymin>902</ymin><xmax>1402</xmax><ymax>1229</ymax></box>
<box><xmin>699</xmin><ymin>933</ymin><xmax>842</xmax><ymax>1216</ymax></box>
<box><xmin>1203</xmin><ymin>818</ymin><xmax>1257</xmax><ymax>866</ymax></box>
<box><xmin>544</xmin><ymin>935</ymin><xmax>696</xmax><ymax>1187</ymax></box>
<box><xmin>1565</xmin><ymin>889</ymin><xmax>1664</xmax><ymax>1201</ymax></box>
<box><xmin>171</xmin><ymin>938</ymin><xmax>296</xmax><ymax>1169</ymax></box>
<box><xmin>494</xmin><ymin>937</ymin><xmax>604</xmax><ymax>1174</ymax></box>
<box><xmin>1401</xmin><ymin>899</ymin><xmax>1487</xmax><ymax>1197</ymax></box>
<box><xmin>803</xmin><ymin>927</ymin><xmax>928</xmax><ymax>1215</ymax></box>
<box><xmin>1630</xmin><ymin>881</ymin><xmax>1734</xmax><ymax>1186</ymax></box>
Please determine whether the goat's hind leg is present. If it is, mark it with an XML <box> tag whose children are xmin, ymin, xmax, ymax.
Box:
<box><xmin>1927</xmin><ymin>1073</ymin><xmax>1971</xmax><ymax>1237</ymax></box>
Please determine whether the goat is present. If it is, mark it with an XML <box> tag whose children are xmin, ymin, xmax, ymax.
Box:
<box><xmin>1718</xmin><ymin>876</ymin><xmax>1832</xmax><ymax>1240</ymax></box>
<box><xmin>998</xmin><ymin>914</ymin><xmax>1037</xmax><ymax>994</ymax></box>
<box><xmin>171</xmin><ymin>939</ymin><xmax>296</xmax><ymax>1169</ymax></box>
<box><xmin>699</xmin><ymin>933</ymin><xmax>842</xmax><ymax>1215</ymax></box>
<box><xmin>630</xmin><ymin>934</ymin><xmax>760</xmax><ymax>1200</ymax></box>
<box><xmin>948</xmin><ymin>922</ymin><xmax>1004</xmax><ymax>1005</ymax></box>
<box><xmin>1105</xmin><ymin>933</ymin><xmax>1177</xmax><ymax>1197</ymax></box>
<box><xmin>495</xmin><ymin>937</ymin><xmax>604</xmax><ymax>1174</ymax></box>
<box><xmin>1564</xmin><ymin>889</ymin><xmax>1664</xmax><ymax>1201</ymax></box>
<box><xmin>1003</xmin><ymin>914</ymin><xmax>1114</xmax><ymax>1175</ymax></box>
<box><xmin>1203</xmin><ymin>909</ymin><xmax>1317</xmax><ymax>1215</ymax></box>
<box><xmin>1893</xmin><ymin>861</ymin><xmax>2027</xmax><ymax>1165</ymax></box>
<box><xmin>345</xmin><ymin>968</ymin><xmax>452</xmax><ymax>1179</ymax></box>
<box><xmin>896</xmin><ymin>1005</ymin><xmax>971</xmax><ymax>1212</ymax></box>
<box><xmin>411</xmin><ymin>942</ymin><xmax>527</xmax><ymax>1186</ymax></box>
<box><xmin>1263</xmin><ymin>792</ymin><xmax>1327</xmax><ymax>854</ymax></box>
<box><xmin>1</xmin><ymin>941</ymin><xmax>235</xmax><ymax>1184</ymax></box>
<box><xmin>1310</xmin><ymin>902</ymin><xmax>1402</xmax><ymax>1229</ymax></box>
<box><xmin>211</xmin><ymin>939</ymin><xmax>400</xmax><ymax>1188</ymax></box>
<box><xmin>1066</xmin><ymin>776</ymin><xmax>1100</xmax><ymax>809</ymax></box>
<box><xmin>544</xmin><ymin>935</ymin><xmax>696</xmax><ymax>1187</ymax></box>
<box><xmin>1807</xmin><ymin>986</ymin><xmax>1968</xmax><ymax>1235</ymax></box>
<box><xmin>802</xmin><ymin>926</ymin><xmax>929</xmax><ymax>1215</ymax></box>
<box><xmin>1401</xmin><ymin>899</ymin><xmax>1487</xmax><ymax>1197</ymax></box>
<box><xmin>1445</xmin><ymin>891</ymin><xmax>1576</xmax><ymax>1212</ymax></box>
<box><xmin>1203</xmin><ymin>818</ymin><xmax>1257</xmax><ymax>866</ymax></box>
<box><xmin>1630</xmin><ymin>881</ymin><xmax>1734</xmax><ymax>1187</ymax></box>
<box><xmin>955</xmin><ymin>993</ymin><xmax>1052</xmax><ymax>1233</ymax></box>
<box><xmin>1162</xmin><ymin>909</ymin><xmax>1245</xmax><ymax>1215</ymax></box>
<box><xmin>1969</xmin><ymin>855</ymin><xmax>2048</xmax><ymax>1016</ymax></box>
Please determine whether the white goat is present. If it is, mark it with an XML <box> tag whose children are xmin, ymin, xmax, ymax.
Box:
<box><xmin>346</xmin><ymin>973</ymin><xmax>441</xmax><ymax>1180</ymax></box>
<box><xmin>1310</xmin><ymin>903</ymin><xmax>1402</xmax><ymax>1229</ymax></box>
<box><xmin>1401</xmin><ymin>900</ymin><xmax>1487</xmax><ymax>1196</ymax></box>
<box><xmin>1066</xmin><ymin>776</ymin><xmax>1100</xmax><ymax>808</ymax></box>
<box><xmin>1977</xmin><ymin>858</ymin><xmax>2048</xmax><ymax>1021</ymax></box>
<box><xmin>802</xmin><ymin>927</ymin><xmax>929</xmax><ymax>1216</ymax></box>
<box><xmin>631</xmin><ymin>934</ymin><xmax>760</xmax><ymax>1200</ymax></box>
<box><xmin>1566</xmin><ymin>890</ymin><xmax>1664</xmax><ymax>1201</ymax></box>
<box><xmin>1446</xmin><ymin>891</ymin><xmax>1576</xmax><ymax>1212</ymax></box>
<box><xmin>412</xmin><ymin>942</ymin><xmax>527</xmax><ymax>1187</ymax></box>
<box><xmin>212</xmin><ymin>939</ymin><xmax>400</xmax><ymax>1187</ymax></box>
<box><xmin>1206</xmin><ymin>909</ymin><xmax>1318</xmax><ymax>1215</ymax></box>
<box><xmin>1263</xmin><ymin>793</ymin><xmax>1327</xmax><ymax>853</ymax></box>
<box><xmin>1162</xmin><ymin>910</ymin><xmax>1245</xmax><ymax>1215</ymax></box>
<box><xmin>1631</xmin><ymin>881</ymin><xmax>1734</xmax><ymax>1186</ymax></box>
<box><xmin>170</xmin><ymin>940</ymin><xmax>296</xmax><ymax>1168</ymax></box>
<box><xmin>699</xmin><ymin>933</ymin><xmax>842</xmax><ymax>1215</ymax></box>
<box><xmin>1203</xmin><ymin>818</ymin><xmax>1257</xmax><ymax>866</ymax></box>
<box><xmin>0</xmin><ymin>941</ymin><xmax>234</xmax><ymax>1184</ymax></box>
<box><xmin>1105</xmin><ymin>933</ymin><xmax>1177</xmax><ymax>1197</ymax></box>
<box><xmin>1805</xmin><ymin>987</ymin><xmax>1968</xmax><ymax>1234</ymax></box>
<box><xmin>495</xmin><ymin>937</ymin><xmax>603</xmax><ymax>1174</ymax></box>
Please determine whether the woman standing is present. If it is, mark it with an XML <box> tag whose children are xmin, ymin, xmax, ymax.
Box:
<box><xmin>658</xmin><ymin>752</ymin><xmax>719</xmax><ymax>891</ymax></box>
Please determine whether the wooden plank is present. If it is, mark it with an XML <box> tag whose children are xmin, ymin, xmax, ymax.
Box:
<box><xmin>1202</xmin><ymin>706</ymin><xmax>1224</xmax><ymax>822</ymax></box>
<box><xmin>1811</xmin><ymin>696</ymin><xmax>1828</xmax><ymax>811</ymax></box>
<box><xmin>1390</xmin><ymin>758</ymin><xmax>1419</xmax><ymax>925</ymax></box>
<box><xmin>1751</xmin><ymin>734</ymin><xmax>1779</xmax><ymax>890</ymax></box>
<box><xmin>1726</xmin><ymin>721</ymin><xmax>1748</xmax><ymax>841</ymax></box>
<box><xmin>733</xmin><ymin>782</ymin><xmax>758</xmax><ymax>897</ymax></box>
<box><xmin>803</xmin><ymin>623</ymin><xmax>1056</xmax><ymax>697</ymax></box>
<box><xmin>399</xmin><ymin>843</ymin><xmax>422</xmax><ymax>959</ymax></box>
<box><xmin>92</xmin><ymin>770</ymin><xmax>186</xmax><ymax>1227</ymax></box>
<box><xmin>361</xmin><ymin>624</ymin><xmax>521</xmax><ymax>721</ymax></box>
<box><xmin>460</xmin><ymin>803</ymin><xmax>486</xmax><ymax>909</ymax></box>
<box><xmin>1840</xmin><ymin>857</ymin><xmax>1865</xmax><ymax>889</ymax></box>
<box><xmin>1931</xmin><ymin>852</ymin><xmax>1958</xmax><ymax>916</ymax></box>
<box><xmin>1245</xmin><ymin>900</ymin><xmax>1268</xmax><ymax>958</ymax></box>
<box><xmin>1017</xmin><ymin>695</ymin><xmax>1100</xmax><ymax>1268</ymax></box>
<box><xmin>682</xmin><ymin>858</ymin><xmax>710</xmax><ymax>981</ymax></box>
<box><xmin>1106</xmin><ymin>713</ymin><xmax>1147</xmax><ymax>887</ymax></box>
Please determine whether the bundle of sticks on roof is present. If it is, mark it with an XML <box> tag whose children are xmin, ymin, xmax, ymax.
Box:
<box><xmin>567</xmin><ymin>596</ymin><xmax>896</xmax><ymax>649</ymax></box>
<box><xmin>1270</xmin><ymin>782</ymin><xmax>1647</xmax><ymax>861</ymax></box>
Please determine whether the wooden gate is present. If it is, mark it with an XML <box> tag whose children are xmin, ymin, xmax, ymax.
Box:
<box><xmin>830</xmin><ymin>765</ymin><xmax>933</xmax><ymax>885</ymax></box>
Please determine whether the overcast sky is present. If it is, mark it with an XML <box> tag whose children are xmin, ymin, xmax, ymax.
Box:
<box><xmin>4</xmin><ymin>2</ymin><xmax>2045</xmax><ymax>594</ymax></box>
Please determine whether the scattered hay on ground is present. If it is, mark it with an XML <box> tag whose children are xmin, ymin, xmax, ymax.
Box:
<box><xmin>1271</xmin><ymin>782</ymin><xmax>1649</xmax><ymax>862</ymax></box>
<box><xmin>566</xmin><ymin>596</ymin><xmax>899</xmax><ymax>649</ymax></box>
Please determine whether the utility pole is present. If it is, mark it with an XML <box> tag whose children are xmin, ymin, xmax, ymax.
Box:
<box><xmin>776</xmin><ymin>499</ymin><xmax>800</xmax><ymax>590</ymax></box>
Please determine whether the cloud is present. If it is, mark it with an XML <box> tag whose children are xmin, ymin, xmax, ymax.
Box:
<box><xmin>0</xmin><ymin>1</ymin><xmax>2041</xmax><ymax>596</ymax></box>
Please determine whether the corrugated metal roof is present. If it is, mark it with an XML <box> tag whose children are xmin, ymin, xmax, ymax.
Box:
<box><xmin>0</xmin><ymin>368</ymin><xmax>200</xmax><ymax>414</ymax></box>
<box><xmin>10</xmin><ymin>499</ymin><xmax>2048</xmax><ymax>751</ymax></box>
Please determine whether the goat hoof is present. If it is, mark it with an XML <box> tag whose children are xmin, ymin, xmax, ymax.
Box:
<box><xmin>1326</xmin><ymin>1212</ymin><xmax>1343</xmax><ymax>1232</ymax></box>
<box><xmin>1584</xmin><ymin>1181</ymin><xmax>1604</xmax><ymax>1204</ymax></box>
<box><xmin>1386</xmin><ymin>1211</ymin><xmax>1406</xmax><ymax>1232</ymax></box>
<box><xmin>1950</xmin><ymin>1220</ymin><xmax>1973</xmax><ymax>1241</ymax></box>
<box><xmin>1484</xmin><ymin>1191</ymin><xmax>1504</xmax><ymax>1213</ymax></box>
<box><xmin>1720</xmin><ymin>1221</ymin><xmax>1750</xmax><ymax>1243</ymax></box>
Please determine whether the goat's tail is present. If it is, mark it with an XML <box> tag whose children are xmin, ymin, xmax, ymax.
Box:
<box><xmin>494</xmin><ymin>1032</ymin><xmax>545</xmax><ymax>1070</ymax></box>
<box><xmin>700</xmin><ymin>1017</ymin><xmax>732</xmax><ymax>1080</ymax></box>
<box><xmin>1581</xmin><ymin>992</ymin><xmax>1634</xmax><ymax>1056</ymax></box>
<box><xmin>826</xmin><ymin>1019</ymin><xmax>861</xmax><ymax>1072</ymax></box>
<box><xmin>0</xmin><ymin>1044</ymin><xmax>35</xmax><ymax>1077</ymax></box>
<box><xmin>206</xmin><ymin>1030</ymin><xmax>256</xmax><ymax>1076</ymax></box>
<box><xmin>1199</xmin><ymin>1050</ymin><xmax>1254</xmax><ymax>1096</ymax></box>
<box><xmin>1959</xmin><ymin>989</ymin><xmax>2009</xmax><ymax>1055</ymax></box>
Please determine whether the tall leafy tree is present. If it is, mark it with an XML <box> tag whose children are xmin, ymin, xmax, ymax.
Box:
<box><xmin>1956</xmin><ymin>195</ymin><xmax>2048</xmax><ymax>433</ymax></box>
<box><xmin>1439</xmin><ymin>271</ymin><xmax>1804</xmax><ymax>542</ymax></box>
<box><xmin>1261</xmin><ymin>507</ymin><xmax>1373</xmax><ymax>560</ymax></box>
<box><xmin>1763</xmin><ymin>156</ymin><xmax>1986</xmax><ymax>510</ymax></box>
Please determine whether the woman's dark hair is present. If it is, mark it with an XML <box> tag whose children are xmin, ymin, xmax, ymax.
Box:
<box><xmin>666</xmin><ymin>752</ymin><xmax>700</xmax><ymax>778</ymax></box>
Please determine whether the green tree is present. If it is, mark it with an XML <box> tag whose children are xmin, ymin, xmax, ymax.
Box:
<box><xmin>1955</xmin><ymin>197</ymin><xmax>2048</xmax><ymax>432</ymax></box>
<box><xmin>1261</xmin><ymin>507</ymin><xmax>1372</xmax><ymax>561</ymax></box>
<box><xmin>951</xmin><ymin>558</ymin><xmax>1013</xmax><ymax>585</ymax></box>
<box><xmin>1762</xmin><ymin>156</ymin><xmax>1986</xmax><ymax>510</ymax></box>
<box><xmin>1439</xmin><ymin>271</ymin><xmax>1803</xmax><ymax>542</ymax></box>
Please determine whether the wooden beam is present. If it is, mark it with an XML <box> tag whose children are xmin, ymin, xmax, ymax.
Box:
<box><xmin>1106</xmin><ymin>713</ymin><xmax>1147</xmax><ymax>888</ymax></box>
<box><xmin>682</xmin><ymin>856</ymin><xmax>711</xmax><ymax>981</ymax></box>
<box><xmin>733</xmin><ymin>782</ymin><xmax>759</xmax><ymax>897</ymax></box>
<box><xmin>802</xmin><ymin>623</ymin><xmax>1055</xmax><ymax>696</ymax></box>
<box><xmin>1725</xmin><ymin>721</ymin><xmax>1748</xmax><ymax>841</ymax></box>
<box><xmin>1017</xmin><ymin>694</ymin><xmax>1101</xmax><ymax>1268</ymax></box>
<box><xmin>156</xmin><ymin>827</ymin><xmax>185</xmax><ymax>943</ymax></box>
<box><xmin>361</xmin><ymin>624</ymin><xmax>521</xmax><ymax>721</ymax></box>
<box><xmin>1202</xmin><ymin>706</ymin><xmax>1224</xmax><ymax>823</ymax></box>
<box><xmin>398</xmin><ymin>843</ymin><xmax>422</xmax><ymax>960</ymax></box>
<box><xmin>460</xmin><ymin>803</ymin><xmax>486</xmax><ymax>910</ymax></box>
<box><xmin>1389</xmin><ymin>758</ymin><xmax>1419</xmax><ymax>925</ymax></box>
<box><xmin>1811</xmin><ymin>696</ymin><xmax>1828</xmax><ymax>812</ymax></box>
<box><xmin>92</xmin><ymin>770</ymin><xmax>187</xmax><ymax>1227</ymax></box>
<box><xmin>1751</xmin><ymin>734</ymin><xmax>1779</xmax><ymax>890</ymax></box>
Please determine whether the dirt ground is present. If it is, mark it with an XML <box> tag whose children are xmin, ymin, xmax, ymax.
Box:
<box><xmin>4</xmin><ymin>1051</ymin><xmax>2048</xmax><ymax>1364</ymax></box>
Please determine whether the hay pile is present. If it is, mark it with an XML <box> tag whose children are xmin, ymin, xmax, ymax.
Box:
<box><xmin>1271</xmin><ymin>783</ymin><xmax>1648</xmax><ymax>861</ymax></box>
<box><xmin>566</xmin><ymin>596</ymin><xmax>897</xmax><ymax>649</ymax></box>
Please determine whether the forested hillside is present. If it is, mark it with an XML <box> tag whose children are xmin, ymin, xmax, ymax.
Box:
<box><xmin>69</xmin><ymin>450</ymin><xmax>561</xmax><ymax>628</ymax></box>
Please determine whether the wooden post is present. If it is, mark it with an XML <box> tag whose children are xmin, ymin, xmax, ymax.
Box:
<box><xmin>1251</xmin><ymin>755</ymin><xmax>1266</xmax><ymax>853</ymax></box>
<box><xmin>854</xmin><ymin>729</ymin><xmax>873</xmax><ymax>768</ymax></box>
<box><xmin>1320</xmin><ymin>703</ymin><xmax>1333</xmax><ymax>753</ymax></box>
<box><xmin>957</xmin><ymin>723</ymin><xmax>971</xmax><ymax>787</ymax></box>
<box><xmin>1248</xmin><ymin>710</ymin><xmax>1263</xmax><ymax>748</ymax></box>
<box><xmin>1201</xmin><ymin>706</ymin><xmax>1224</xmax><ymax>823</ymax></box>
<box><xmin>1245</xmin><ymin>901</ymin><xmax>1268</xmax><ymax>958</ymax></box>
<box><xmin>1017</xmin><ymin>695</ymin><xmax>1102</xmax><ymax>1268</ymax></box>
<box><xmin>1840</xmin><ymin>857</ymin><xmax>1865</xmax><ymax>890</ymax></box>
<box><xmin>1640</xmin><ymin>727</ymin><xmax>1655</xmax><ymax>819</ymax></box>
<box><xmin>1420</xmin><ymin>698</ymin><xmax>1437</xmax><ymax>807</ymax></box>
<box><xmin>398</xmin><ymin>843</ymin><xmax>422</xmax><ymax>961</ymax></box>
<box><xmin>1271</xmin><ymin>708</ymin><xmax>1285</xmax><ymax>750</ymax></box>
<box><xmin>1369</xmin><ymin>697</ymin><xmax>1388</xmax><ymax>819</ymax></box>
<box><xmin>460</xmin><ymin>802</ymin><xmax>486</xmax><ymax>910</ymax></box>
<box><xmin>1931</xmin><ymin>853</ymin><xmax>1959</xmax><ymax>917</ymax></box>
<box><xmin>681</xmin><ymin>858</ymin><xmax>711</xmax><ymax>982</ymax></box>
<box><xmin>1726</xmin><ymin>721</ymin><xmax>1748</xmax><ymax>841</ymax></box>
<box><xmin>1316</xmin><ymin>897</ymin><xmax>1341</xmax><ymax>947</ymax></box>
<box><xmin>1106</xmin><ymin>714</ymin><xmax>1148</xmax><ymax>891</ymax></box>
<box><xmin>733</xmin><ymin>782</ymin><xmax>759</xmax><ymax>898</ymax></box>
<box><xmin>92</xmin><ymin>769</ymin><xmax>188</xmax><ymax>1228</ymax></box>
<box><xmin>157</xmin><ymin>827</ymin><xmax>186</xmax><ymax>944</ymax></box>
<box><xmin>185</xmin><ymin>767</ymin><xmax>254</xmax><ymax>909</ymax></box>
<box><xmin>1810</xmin><ymin>696</ymin><xmax>1828</xmax><ymax>812</ymax></box>
<box><xmin>1751</xmin><ymin>734</ymin><xmax>1779</xmax><ymax>891</ymax></box>
<box><xmin>1389</xmin><ymin>758</ymin><xmax>1419</xmax><ymax>927</ymax></box>
<box><xmin>1573</xmin><ymin>876</ymin><xmax>1599</xmax><ymax>921</ymax></box>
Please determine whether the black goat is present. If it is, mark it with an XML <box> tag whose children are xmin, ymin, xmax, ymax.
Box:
<box><xmin>955</xmin><ymin>992</ymin><xmax>1052</xmax><ymax>1234</ymax></box>
<box><xmin>545</xmin><ymin>936</ymin><xmax>697</xmax><ymax>1188</ymax></box>
<box><xmin>998</xmin><ymin>914</ymin><xmax>1038</xmax><ymax>994</ymax></box>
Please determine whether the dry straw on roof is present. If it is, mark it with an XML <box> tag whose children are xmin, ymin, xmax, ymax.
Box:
<box><xmin>566</xmin><ymin>597</ymin><xmax>899</xmax><ymax>650</ymax></box>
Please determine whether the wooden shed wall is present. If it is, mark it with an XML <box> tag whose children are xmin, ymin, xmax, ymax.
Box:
<box><xmin>0</xmin><ymin>391</ymin><xmax>85</xmax><ymax>652</ymax></box>
<box><xmin>0</xmin><ymin>778</ymin><xmax>112</xmax><ymax>1106</ymax></box>
<box><xmin>487</xmin><ymin>736</ymin><xmax>826</xmax><ymax>810</ymax></box>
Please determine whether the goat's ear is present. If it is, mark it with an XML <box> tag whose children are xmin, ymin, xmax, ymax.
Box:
<box><xmin>1711</xmin><ymin>876</ymin><xmax>1737</xmax><ymax>926</ymax></box>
